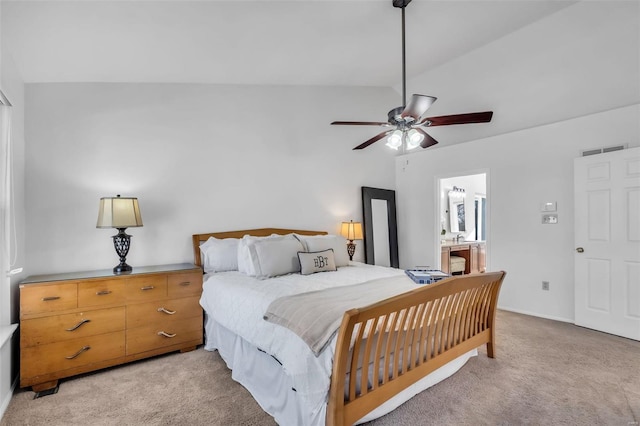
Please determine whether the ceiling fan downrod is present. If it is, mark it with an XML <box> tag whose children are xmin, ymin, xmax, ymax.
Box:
<box><xmin>393</xmin><ymin>0</ymin><xmax>411</xmax><ymax>108</ymax></box>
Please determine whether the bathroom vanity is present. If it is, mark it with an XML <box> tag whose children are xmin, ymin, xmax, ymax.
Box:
<box><xmin>441</xmin><ymin>241</ymin><xmax>486</xmax><ymax>274</ymax></box>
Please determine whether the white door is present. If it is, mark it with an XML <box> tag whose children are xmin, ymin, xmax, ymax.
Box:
<box><xmin>574</xmin><ymin>146</ymin><xmax>640</xmax><ymax>340</ymax></box>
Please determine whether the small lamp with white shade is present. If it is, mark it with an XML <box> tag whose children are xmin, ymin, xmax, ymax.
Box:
<box><xmin>340</xmin><ymin>220</ymin><xmax>363</xmax><ymax>261</ymax></box>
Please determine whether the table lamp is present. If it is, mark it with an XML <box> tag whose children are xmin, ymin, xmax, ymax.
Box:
<box><xmin>340</xmin><ymin>220</ymin><xmax>363</xmax><ymax>261</ymax></box>
<box><xmin>97</xmin><ymin>195</ymin><xmax>143</xmax><ymax>273</ymax></box>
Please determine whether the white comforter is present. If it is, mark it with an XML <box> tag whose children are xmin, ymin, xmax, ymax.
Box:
<box><xmin>199</xmin><ymin>262</ymin><xmax>412</xmax><ymax>417</ymax></box>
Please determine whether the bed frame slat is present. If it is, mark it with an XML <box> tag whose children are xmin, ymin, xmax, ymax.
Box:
<box><xmin>372</xmin><ymin>314</ymin><xmax>390</xmax><ymax>389</ymax></box>
<box><xmin>408</xmin><ymin>303</ymin><xmax>425</xmax><ymax>370</ymax></box>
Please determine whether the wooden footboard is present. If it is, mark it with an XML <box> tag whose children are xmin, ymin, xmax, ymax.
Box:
<box><xmin>327</xmin><ymin>271</ymin><xmax>506</xmax><ymax>426</ymax></box>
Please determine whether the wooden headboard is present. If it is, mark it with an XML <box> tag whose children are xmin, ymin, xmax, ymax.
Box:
<box><xmin>191</xmin><ymin>228</ymin><xmax>328</xmax><ymax>267</ymax></box>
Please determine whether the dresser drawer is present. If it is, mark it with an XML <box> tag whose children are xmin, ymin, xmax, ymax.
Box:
<box><xmin>20</xmin><ymin>283</ymin><xmax>77</xmax><ymax>316</ymax></box>
<box><xmin>21</xmin><ymin>331</ymin><xmax>125</xmax><ymax>379</ymax></box>
<box><xmin>78</xmin><ymin>279</ymin><xmax>126</xmax><ymax>307</ymax></box>
<box><xmin>126</xmin><ymin>296</ymin><xmax>201</xmax><ymax>329</ymax></box>
<box><xmin>125</xmin><ymin>275</ymin><xmax>168</xmax><ymax>301</ymax></box>
<box><xmin>21</xmin><ymin>307</ymin><xmax>125</xmax><ymax>347</ymax></box>
<box><xmin>126</xmin><ymin>317</ymin><xmax>202</xmax><ymax>355</ymax></box>
<box><xmin>167</xmin><ymin>272</ymin><xmax>202</xmax><ymax>298</ymax></box>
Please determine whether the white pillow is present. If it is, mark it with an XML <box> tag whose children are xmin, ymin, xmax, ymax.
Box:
<box><xmin>298</xmin><ymin>249</ymin><xmax>337</xmax><ymax>275</ymax></box>
<box><xmin>199</xmin><ymin>237</ymin><xmax>239</xmax><ymax>273</ymax></box>
<box><xmin>295</xmin><ymin>234</ymin><xmax>349</xmax><ymax>267</ymax></box>
<box><xmin>248</xmin><ymin>236</ymin><xmax>305</xmax><ymax>279</ymax></box>
<box><xmin>237</xmin><ymin>235</ymin><xmax>267</xmax><ymax>275</ymax></box>
<box><xmin>237</xmin><ymin>234</ymin><xmax>293</xmax><ymax>276</ymax></box>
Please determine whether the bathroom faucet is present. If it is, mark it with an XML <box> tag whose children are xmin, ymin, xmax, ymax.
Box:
<box><xmin>456</xmin><ymin>234</ymin><xmax>464</xmax><ymax>242</ymax></box>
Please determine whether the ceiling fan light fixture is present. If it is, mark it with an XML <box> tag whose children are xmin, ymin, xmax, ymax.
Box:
<box><xmin>386</xmin><ymin>130</ymin><xmax>403</xmax><ymax>150</ymax></box>
<box><xmin>331</xmin><ymin>1</ymin><xmax>493</xmax><ymax>152</ymax></box>
<box><xmin>406</xmin><ymin>129</ymin><xmax>424</xmax><ymax>150</ymax></box>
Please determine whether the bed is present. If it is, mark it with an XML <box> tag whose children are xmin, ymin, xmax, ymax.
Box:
<box><xmin>193</xmin><ymin>228</ymin><xmax>505</xmax><ymax>426</ymax></box>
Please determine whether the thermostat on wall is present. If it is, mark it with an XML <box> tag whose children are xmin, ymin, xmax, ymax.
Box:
<box><xmin>540</xmin><ymin>202</ymin><xmax>557</xmax><ymax>212</ymax></box>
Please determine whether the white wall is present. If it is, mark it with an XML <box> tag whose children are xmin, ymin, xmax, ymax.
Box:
<box><xmin>25</xmin><ymin>83</ymin><xmax>398</xmax><ymax>275</ymax></box>
<box><xmin>396</xmin><ymin>104</ymin><xmax>640</xmax><ymax>323</ymax></box>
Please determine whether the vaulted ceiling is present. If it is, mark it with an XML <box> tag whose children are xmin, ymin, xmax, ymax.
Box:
<box><xmin>2</xmin><ymin>1</ymin><xmax>638</xmax><ymax>146</ymax></box>
<box><xmin>3</xmin><ymin>0</ymin><xmax>574</xmax><ymax>86</ymax></box>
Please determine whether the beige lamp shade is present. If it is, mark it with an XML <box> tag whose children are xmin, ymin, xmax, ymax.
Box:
<box><xmin>96</xmin><ymin>195</ymin><xmax>143</xmax><ymax>229</ymax></box>
<box><xmin>340</xmin><ymin>221</ymin><xmax>363</xmax><ymax>241</ymax></box>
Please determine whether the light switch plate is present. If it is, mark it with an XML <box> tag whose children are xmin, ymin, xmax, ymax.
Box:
<box><xmin>542</xmin><ymin>214</ymin><xmax>558</xmax><ymax>224</ymax></box>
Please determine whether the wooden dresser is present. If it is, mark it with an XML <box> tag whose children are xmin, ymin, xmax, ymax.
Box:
<box><xmin>19</xmin><ymin>263</ymin><xmax>203</xmax><ymax>392</ymax></box>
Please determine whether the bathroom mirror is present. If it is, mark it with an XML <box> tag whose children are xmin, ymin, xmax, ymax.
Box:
<box><xmin>448</xmin><ymin>188</ymin><xmax>466</xmax><ymax>233</ymax></box>
<box><xmin>362</xmin><ymin>186</ymin><xmax>399</xmax><ymax>268</ymax></box>
<box><xmin>474</xmin><ymin>194</ymin><xmax>486</xmax><ymax>240</ymax></box>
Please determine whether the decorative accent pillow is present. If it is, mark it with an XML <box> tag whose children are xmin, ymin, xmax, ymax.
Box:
<box><xmin>298</xmin><ymin>249</ymin><xmax>337</xmax><ymax>275</ymax></box>
<box><xmin>199</xmin><ymin>237</ymin><xmax>239</xmax><ymax>273</ymax></box>
<box><xmin>295</xmin><ymin>234</ymin><xmax>349</xmax><ymax>267</ymax></box>
<box><xmin>248</xmin><ymin>236</ymin><xmax>305</xmax><ymax>279</ymax></box>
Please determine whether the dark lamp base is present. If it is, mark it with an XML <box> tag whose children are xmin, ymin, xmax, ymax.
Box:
<box><xmin>113</xmin><ymin>263</ymin><xmax>132</xmax><ymax>274</ymax></box>
<box><xmin>346</xmin><ymin>241</ymin><xmax>356</xmax><ymax>261</ymax></box>
<box><xmin>111</xmin><ymin>228</ymin><xmax>133</xmax><ymax>274</ymax></box>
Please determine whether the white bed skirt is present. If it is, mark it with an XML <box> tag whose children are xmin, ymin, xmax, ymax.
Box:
<box><xmin>204</xmin><ymin>314</ymin><xmax>477</xmax><ymax>425</ymax></box>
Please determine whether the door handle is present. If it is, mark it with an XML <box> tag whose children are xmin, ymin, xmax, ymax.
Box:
<box><xmin>576</xmin><ymin>247</ymin><xmax>584</xmax><ymax>253</ymax></box>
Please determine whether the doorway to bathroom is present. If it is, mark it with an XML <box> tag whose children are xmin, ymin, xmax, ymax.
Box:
<box><xmin>436</xmin><ymin>171</ymin><xmax>488</xmax><ymax>271</ymax></box>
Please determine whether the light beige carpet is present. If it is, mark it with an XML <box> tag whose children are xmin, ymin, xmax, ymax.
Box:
<box><xmin>2</xmin><ymin>310</ymin><xmax>639</xmax><ymax>425</ymax></box>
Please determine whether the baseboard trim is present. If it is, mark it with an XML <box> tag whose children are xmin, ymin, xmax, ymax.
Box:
<box><xmin>498</xmin><ymin>307</ymin><xmax>573</xmax><ymax>324</ymax></box>
<box><xmin>0</xmin><ymin>376</ymin><xmax>18</xmax><ymax>421</ymax></box>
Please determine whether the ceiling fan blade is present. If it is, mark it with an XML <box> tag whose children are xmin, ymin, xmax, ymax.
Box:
<box><xmin>417</xmin><ymin>128</ymin><xmax>439</xmax><ymax>149</ymax></box>
<box><xmin>331</xmin><ymin>121</ymin><xmax>390</xmax><ymax>126</ymax></box>
<box><xmin>353</xmin><ymin>130</ymin><xmax>393</xmax><ymax>150</ymax></box>
<box><xmin>420</xmin><ymin>111</ymin><xmax>493</xmax><ymax>127</ymax></box>
<box><xmin>400</xmin><ymin>95</ymin><xmax>437</xmax><ymax>121</ymax></box>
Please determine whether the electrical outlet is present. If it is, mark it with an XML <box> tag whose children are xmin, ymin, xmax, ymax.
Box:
<box><xmin>542</xmin><ymin>281</ymin><xmax>550</xmax><ymax>291</ymax></box>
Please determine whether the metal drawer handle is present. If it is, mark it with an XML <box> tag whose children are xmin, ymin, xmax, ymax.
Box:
<box><xmin>66</xmin><ymin>319</ymin><xmax>91</xmax><ymax>331</ymax></box>
<box><xmin>157</xmin><ymin>307</ymin><xmax>176</xmax><ymax>315</ymax></box>
<box><xmin>42</xmin><ymin>296</ymin><xmax>61</xmax><ymax>302</ymax></box>
<box><xmin>179</xmin><ymin>281</ymin><xmax>191</xmax><ymax>287</ymax></box>
<box><xmin>96</xmin><ymin>290</ymin><xmax>112</xmax><ymax>296</ymax></box>
<box><xmin>65</xmin><ymin>345</ymin><xmax>91</xmax><ymax>360</ymax></box>
<box><xmin>141</xmin><ymin>286</ymin><xmax>155</xmax><ymax>291</ymax></box>
<box><xmin>157</xmin><ymin>331</ymin><xmax>176</xmax><ymax>338</ymax></box>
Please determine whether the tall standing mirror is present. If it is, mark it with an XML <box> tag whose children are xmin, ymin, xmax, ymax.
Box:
<box><xmin>362</xmin><ymin>187</ymin><xmax>399</xmax><ymax>268</ymax></box>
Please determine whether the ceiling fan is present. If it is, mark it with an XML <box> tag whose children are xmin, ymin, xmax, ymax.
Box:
<box><xmin>331</xmin><ymin>0</ymin><xmax>493</xmax><ymax>151</ymax></box>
